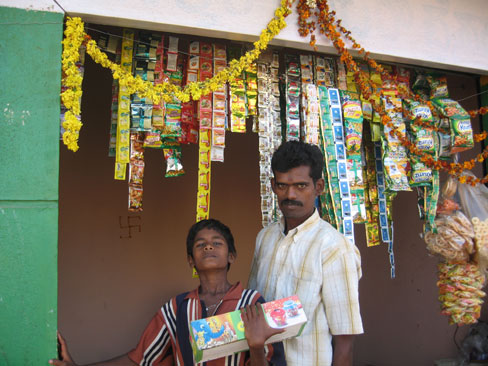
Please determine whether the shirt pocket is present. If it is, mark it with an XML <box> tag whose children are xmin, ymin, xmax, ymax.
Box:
<box><xmin>278</xmin><ymin>272</ymin><xmax>321</xmax><ymax>319</ymax></box>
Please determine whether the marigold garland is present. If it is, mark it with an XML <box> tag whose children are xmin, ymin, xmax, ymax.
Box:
<box><xmin>61</xmin><ymin>0</ymin><xmax>488</xmax><ymax>185</ymax></box>
<box><xmin>298</xmin><ymin>0</ymin><xmax>488</xmax><ymax>185</ymax></box>
<box><xmin>61</xmin><ymin>17</ymin><xmax>85</xmax><ymax>152</ymax></box>
<box><xmin>61</xmin><ymin>1</ymin><xmax>291</xmax><ymax>151</ymax></box>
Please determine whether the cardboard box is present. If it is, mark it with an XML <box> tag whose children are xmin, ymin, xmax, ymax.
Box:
<box><xmin>190</xmin><ymin>295</ymin><xmax>307</xmax><ymax>363</ymax></box>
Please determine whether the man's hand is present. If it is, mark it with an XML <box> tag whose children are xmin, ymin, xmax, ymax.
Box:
<box><xmin>241</xmin><ymin>304</ymin><xmax>284</xmax><ymax>349</ymax></box>
<box><xmin>49</xmin><ymin>332</ymin><xmax>76</xmax><ymax>366</ymax></box>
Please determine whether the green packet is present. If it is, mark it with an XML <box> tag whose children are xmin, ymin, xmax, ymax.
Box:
<box><xmin>403</xmin><ymin>99</ymin><xmax>433</xmax><ymax>122</ymax></box>
<box><xmin>410</xmin><ymin>124</ymin><xmax>436</xmax><ymax>155</ymax></box>
<box><xmin>426</xmin><ymin>73</ymin><xmax>449</xmax><ymax>99</ymax></box>
<box><xmin>409</xmin><ymin>155</ymin><xmax>433</xmax><ymax>187</ymax></box>
<box><xmin>450</xmin><ymin>118</ymin><xmax>474</xmax><ymax>154</ymax></box>
<box><xmin>431</xmin><ymin>98</ymin><xmax>469</xmax><ymax>119</ymax></box>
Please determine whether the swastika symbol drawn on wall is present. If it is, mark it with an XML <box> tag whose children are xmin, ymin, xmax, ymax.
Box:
<box><xmin>119</xmin><ymin>216</ymin><xmax>141</xmax><ymax>239</ymax></box>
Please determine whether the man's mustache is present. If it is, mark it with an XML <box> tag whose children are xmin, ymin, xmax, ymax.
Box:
<box><xmin>281</xmin><ymin>199</ymin><xmax>303</xmax><ymax>206</ymax></box>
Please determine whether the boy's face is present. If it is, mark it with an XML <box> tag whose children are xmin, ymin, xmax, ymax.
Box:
<box><xmin>188</xmin><ymin>228</ymin><xmax>235</xmax><ymax>272</ymax></box>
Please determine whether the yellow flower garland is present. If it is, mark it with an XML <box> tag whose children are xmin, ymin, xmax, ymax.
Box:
<box><xmin>61</xmin><ymin>17</ymin><xmax>85</xmax><ymax>152</ymax></box>
<box><xmin>61</xmin><ymin>0</ymin><xmax>291</xmax><ymax>151</ymax></box>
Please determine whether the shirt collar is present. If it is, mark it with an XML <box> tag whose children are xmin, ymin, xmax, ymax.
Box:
<box><xmin>279</xmin><ymin>208</ymin><xmax>320</xmax><ymax>239</ymax></box>
<box><xmin>185</xmin><ymin>281</ymin><xmax>244</xmax><ymax>301</ymax></box>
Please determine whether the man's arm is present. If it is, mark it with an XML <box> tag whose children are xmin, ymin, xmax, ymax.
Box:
<box><xmin>49</xmin><ymin>333</ymin><xmax>137</xmax><ymax>366</ymax></box>
<box><xmin>332</xmin><ymin>334</ymin><xmax>355</xmax><ymax>366</ymax></box>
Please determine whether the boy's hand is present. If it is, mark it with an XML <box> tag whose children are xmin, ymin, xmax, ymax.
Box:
<box><xmin>241</xmin><ymin>304</ymin><xmax>284</xmax><ymax>350</ymax></box>
<box><xmin>49</xmin><ymin>332</ymin><xmax>77</xmax><ymax>366</ymax></box>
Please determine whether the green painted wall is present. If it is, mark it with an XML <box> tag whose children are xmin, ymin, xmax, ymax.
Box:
<box><xmin>0</xmin><ymin>7</ymin><xmax>63</xmax><ymax>365</ymax></box>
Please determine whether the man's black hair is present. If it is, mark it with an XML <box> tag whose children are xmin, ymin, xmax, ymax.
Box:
<box><xmin>271</xmin><ymin>140</ymin><xmax>324</xmax><ymax>182</ymax></box>
<box><xmin>186</xmin><ymin>219</ymin><xmax>237</xmax><ymax>259</ymax></box>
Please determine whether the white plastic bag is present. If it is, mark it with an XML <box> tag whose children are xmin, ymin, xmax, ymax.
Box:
<box><xmin>457</xmin><ymin>171</ymin><xmax>488</xmax><ymax>222</ymax></box>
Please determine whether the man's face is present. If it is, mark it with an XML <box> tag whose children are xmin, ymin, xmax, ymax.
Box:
<box><xmin>271</xmin><ymin>165</ymin><xmax>324</xmax><ymax>229</ymax></box>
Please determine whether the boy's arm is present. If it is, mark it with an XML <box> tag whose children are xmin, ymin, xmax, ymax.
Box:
<box><xmin>49</xmin><ymin>333</ymin><xmax>137</xmax><ymax>366</ymax></box>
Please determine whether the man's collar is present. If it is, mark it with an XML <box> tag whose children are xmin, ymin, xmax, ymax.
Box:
<box><xmin>279</xmin><ymin>208</ymin><xmax>320</xmax><ymax>237</ymax></box>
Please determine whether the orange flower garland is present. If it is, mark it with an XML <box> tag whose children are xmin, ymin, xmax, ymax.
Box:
<box><xmin>297</xmin><ymin>0</ymin><xmax>488</xmax><ymax>185</ymax></box>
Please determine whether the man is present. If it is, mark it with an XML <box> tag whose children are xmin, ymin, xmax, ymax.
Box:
<box><xmin>249</xmin><ymin>141</ymin><xmax>363</xmax><ymax>366</ymax></box>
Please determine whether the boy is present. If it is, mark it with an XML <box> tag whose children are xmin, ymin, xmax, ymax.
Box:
<box><xmin>51</xmin><ymin>219</ymin><xmax>286</xmax><ymax>366</ymax></box>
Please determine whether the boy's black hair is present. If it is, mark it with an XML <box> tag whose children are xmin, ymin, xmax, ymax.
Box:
<box><xmin>271</xmin><ymin>140</ymin><xmax>324</xmax><ymax>182</ymax></box>
<box><xmin>186</xmin><ymin>219</ymin><xmax>237</xmax><ymax>259</ymax></box>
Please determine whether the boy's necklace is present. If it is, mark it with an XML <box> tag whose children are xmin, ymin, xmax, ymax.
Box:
<box><xmin>205</xmin><ymin>299</ymin><xmax>224</xmax><ymax>316</ymax></box>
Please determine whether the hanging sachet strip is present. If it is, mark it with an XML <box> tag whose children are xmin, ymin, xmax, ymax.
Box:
<box><xmin>300</xmin><ymin>54</ymin><xmax>313</xmax><ymax>141</ymax></box>
<box><xmin>313</xmin><ymin>56</ymin><xmax>335</xmax><ymax>88</ymax></box>
<box><xmin>257</xmin><ymin>53</ymin><xmax>282</xmax><ymax>226</ymax></box>
<box><xmin>303</xmin><ymin>84</ymin><xmax>320</xmax><ymax>145</ymax></box>
<box><xmin>108</xmin><ymin>41</ymin><xmax>121</xmax><ymax>157</ymax></box>
<box><xmin>340</xmin><ymin>90</ymin><xmax>366</xmax><ymax>224</ymax></box>
<box><xmin>152</xmin><ymin>34</ymin><xmax>167</xmax><ymax>133</ymax></box>
<box><xmin>228</xmin><ymin>45</ymin><xmax>247</xmax><ymax>133</ymax></box>
<box><xmin>285</xmin><ymin>54</ymin><xmax>300</xmax><ymax>141</ymax></box>
<box><xmin>196</xmin><ymin>42</ymin><xmax>214</xmax><ymax>221</ymax></box>
<box><xmin>246</xmin><ymin>62</ymin><xmax>258</xmax><ymax>132</ymax></box>
<box><xmin>211</xmin><ymin>44</ymin><xmax>227</xmax><ymax>162</ymax></box>
<box><xmin>374</xmin><ymin>141</ymin><xmax>395</xmax><ymax>278</ymax></box>
<box><xmin>114</xmin><ymin>29</ymin><xmax>134</xmax><ymax>180</ymax></box>
<box><xmin>362</xmin><ymin>123</ymin><xmax>381</xmax><ymax>247</ymax></box>
<box><xmin>318</xmin><ymin>86</ymin><xmax>338</xmax><ymax>227</ymax></box>
<box><xmin>128</xmin><ymin>132</ymin><xmax>145</xmax><ymax>211</ymax></box>
<box><xmin>328</xmin><ymin>88</ymin><xmax>355</xmax><ymax>245</ymax></box>
<box><xmin>196</xmin><ymin>128</ymin><xmax>212</xmax><ymax>222</ymax></box>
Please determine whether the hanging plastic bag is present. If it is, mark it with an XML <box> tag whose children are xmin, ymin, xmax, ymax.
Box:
<box><xmin>457</xmin><ymin>171</ymin><xmax>488</xmax><ymax>278</ymax></box>
<box><xmin>457</xmin><ymin>171</ymin><xmax>488</xmax><ymax>221</ymax></box>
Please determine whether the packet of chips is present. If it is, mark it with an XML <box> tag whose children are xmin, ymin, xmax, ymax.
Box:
<box><xmin>163</xmin><ymin>148</ymin><xmax>185</xmax><ymax>177</ymax></box>
<box><xmin>382</xmin><ymin>152</ymin><xmax>411</xmax><ymax>191</ymax></box>
<box><xmin>128</xmin><ymin>185</ymin><xmax>143</xmax><ymax>212</ymax></box>
<box><xmin>410</xmin><ymin>124</ymin><xmax>436</xmax><ymax>155</ymax></box>
<box><xmin>341</xmin><ymin>91</ymin><xmax>363</xmax><ymax>154</ymax></box>
<box><xmin>403</xmin><ymin>99</ymin><xmax>434</xmax><ymax>123</ymax></box>
<box><xmin>449</xmin><ymin>118</ymin><xmax>474</xmax><ymax>154</ymax></box>
<box><xmin>411</xmin><ymin>73</ymin><xmax>430</xmax><ymax>100</ymax></box>
<box><xmin>431</xmin><ymin>98</ymin><xmax>469</xmax><ymax>120</ymax></box>
<box><xmin>409</xmin><ymin>155</ymin><xmax>432</xmax><ymax>187</ymax></box>
<box><xmin>426</xmin><ymin>73</ymin><xmax>449</xmax><ymax>99</ymax></box>
<box><xmin>436</xmin><ymin>131</ymin><xmax>452</xmax><ymax>158</ymax></box>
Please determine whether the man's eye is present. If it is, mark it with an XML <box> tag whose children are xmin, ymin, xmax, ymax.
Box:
<box><xmin>297</xmin><ymin>183</ymin><xmax>307</xmax><ymax>189</ymax></box>
<box><xmin>213</xmin><ymin>242</ymin><xmax>222</xmax><ymax>246</ymax></box>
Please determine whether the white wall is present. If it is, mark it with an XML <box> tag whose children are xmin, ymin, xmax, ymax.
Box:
<box><xmin>3</xmin><ymin>0</ymin><xmax>488</xmax><ymax>74</ymax></box>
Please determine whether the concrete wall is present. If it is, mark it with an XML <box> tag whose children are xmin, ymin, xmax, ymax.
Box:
<box><xmin>0</xmin><ymin>7</ymin><xmax>63</xmax><ymax>365</ymax></box>
<box><xmin>2</xmin><ymin>0</ymin><xmax>487</xmax><ymax>74</ymax></box>
<box><xmin>56</xmin><ymin>41</ymin><xmax>485</xmax><ymax>365</ymax></box>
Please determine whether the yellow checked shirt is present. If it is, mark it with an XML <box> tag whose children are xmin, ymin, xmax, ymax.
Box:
<box><xmin>248</xmin><ymin>210</ymin><xmax>363</xmax><ymax>366</ymax></box>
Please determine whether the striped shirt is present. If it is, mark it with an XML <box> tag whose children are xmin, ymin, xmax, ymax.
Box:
<box><xmin>128</xmin><ymin>282</ymin><xmax>286</xmax><ymax>366</ymax></box>
<box><xmin>248</xmin><ymin>210</ymin><xmax>363</xmax><ymax>366</ymax></box>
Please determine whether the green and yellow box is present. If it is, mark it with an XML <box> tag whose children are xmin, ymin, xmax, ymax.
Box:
<box><xmin>190</xmin><ymin>295</ymin><xmax>307</xmax><ymax>363</ymax></box>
